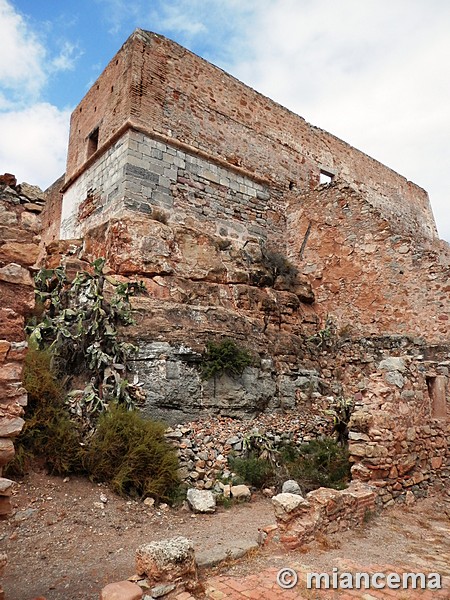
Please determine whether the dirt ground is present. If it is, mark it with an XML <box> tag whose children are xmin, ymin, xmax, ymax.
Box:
<box><xmin>2</xmin><ymin>471</ymin><xmax>450</xmax><ymax>600</ymax></box>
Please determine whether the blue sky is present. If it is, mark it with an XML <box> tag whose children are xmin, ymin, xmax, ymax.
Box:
<box><xmin>1</xmin><ymin>0</ymin><xmax>449</xmax><ymax>242</ymax></box>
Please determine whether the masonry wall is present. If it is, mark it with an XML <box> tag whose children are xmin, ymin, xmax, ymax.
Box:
<box><xmin>41</xmin><ymin>175</ymin><xmax>65</xmax><ymax>247</ymax></box>
<box><xmin>63</xmin><ymin>29</ymin><xmax>437</xmax><ymax>243</ymax></box>
<box><xmin>305</xmin><ymin>335</ymin><xmax>450</xmax><ymax>506</ymax></box>
<box><xmin>287</xmin><ymin>181</ymin><xmax>450</xmax><ymax>342</ymax></box>
<box><xmin>61</xmin><ymin>128</ymin><xmax>282</xmax><ymax>242</ymax></box>
<box><xmin>0</xmin><ymin>176</ymin><xmax>42</xmax><ymax>600</ymax></box>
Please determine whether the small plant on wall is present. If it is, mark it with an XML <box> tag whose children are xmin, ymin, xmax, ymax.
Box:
<box><xmin>200</xmin><ymin>339</ymin><xmax>253</xmax><ymax>395</ymax></box>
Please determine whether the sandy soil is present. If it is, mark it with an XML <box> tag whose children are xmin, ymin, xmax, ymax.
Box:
<box><xmin>2</xmin><ymin>471</ymin><xmax>450</xmax><ymax>599</ymax></box>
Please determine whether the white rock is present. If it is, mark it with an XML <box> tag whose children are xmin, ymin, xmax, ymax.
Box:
<box><xmin>378</xmin><ymin>357</ymin><xmax>406</xmax><ymax>372</ymax></box>
<box><xmin>230</xmin><ymin>484</ymin><xmax>251</xmax><ymax>500</ymax></box>
<box><xmin>186</xmin><ymin>489</ymin><xmax>216</xmax><ymax>513</ymax></box>
<box><xmin>272</xmin><ymin>493</ymin><xmax>310</xmax><ymax>521</ymax></box>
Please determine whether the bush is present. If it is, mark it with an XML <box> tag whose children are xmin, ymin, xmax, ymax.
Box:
<box><xmin>282</xmin><ymin>437</ymin><xmax>350</xmax><ymax>493</ymax></box>
<box><xmin>228</xmin><ymin>455</ymin><xmax>275</xmax><ymax>489</ymax></box>
<box><xmin>200</xmin><ymin>339</ymin><xmax>253</xmax><ymax>381</ymax></box>
<box><xmin>83</xmin><ymin>404</ymin><xmax>179</xmax><ymax>501</ymax></box>
<box><xmin>259</xmin><ymin>246</ymin><xmax>298</xmax><ymax>288</ymax></box>
<box><xmin>5</xmin><ymin>348</ymin><xmax>83</xmax><ymax>477</ymax></box>
<box><xmin>27</xmin><ymin>259</ymin><xmax>146</xmax><ymax>433</ymax></box>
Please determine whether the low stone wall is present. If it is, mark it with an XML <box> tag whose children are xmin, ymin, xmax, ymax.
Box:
<box><xmin>348</xmin><ymin>355</ymin><xmax>450</xmax><ymax>507</ymax></box>
<box><xmin>262</xmin><ymin>482</ymin><xmax>376</xmax><ymax>551</ymax></box>
<box><xmin>0</xmin><ymin>174</ymin><xmax>43</xmax><ymax>598</ymax></box>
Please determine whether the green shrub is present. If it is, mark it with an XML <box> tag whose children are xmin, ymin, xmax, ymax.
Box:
<box><xmin>5</xmin><ymin>348</ymin><xmax>83</xmax><ymax>477</ymax></box>
<box><xmin>27</xmin><ymin>259</ymin><xmax>146</xmax><ymax>432</ymax></box>
<box><xmin>200</xmin><ymin>339</ymin><xmax>253</xmax><ymax>381</ymax></box>
<box><xmin>228</xmin><ymin>454</ymin><xmax>275</xmax><ymax>489</ymax></box>
<box><xmin>283</xmin><ymin>437</ymin><xmax>350</xmax><ymax>493</ymax></box>
<box><xmin>83</xmin><ymin>404</ymin><xmax>179</xmax><ymax>502</ymax></box>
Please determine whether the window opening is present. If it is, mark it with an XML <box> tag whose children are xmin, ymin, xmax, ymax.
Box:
<box><xmin>87</xmin><ymin>127</ymin><xmax>99</xmax><ymax>158</ymax></box>
<box><xmin>320</xmin><ymin>169</ymin><xmax>334</xmax><ymax>185</ymax></box>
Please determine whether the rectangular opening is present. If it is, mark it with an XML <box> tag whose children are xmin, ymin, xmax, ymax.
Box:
<box><xmin>87</xmin><ymin>127</ymin><xmax>99</xmax><ymax>158</ymax></box>
<box><xmin>320</xmin><ymin>169</ymin><xmax>334</xmax><ymax>185</ymax></box>
<box><xmin>426</xmin><ymin>375</ymin><xmax>447</xmax><ymax>419</ymax></box>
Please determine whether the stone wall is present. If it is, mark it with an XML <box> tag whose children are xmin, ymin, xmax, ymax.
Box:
<box><xmin>263</xmin><ymin>482</ymin><xmax>376</xmax><ymax>550</ymax></box>
<box><xmin>61</xmin><ymin>129</ymin><xmax>281</xmax><ymax>242</ymax></box>
<box><xmin>299</xmin><ymin>335</ymin><xmax>450</xmax><ymax>506</ymax></box>
<box><xmin>288</xmin><ymin>181</ymin><xmax>450</xmax><ymax>342</ymax></box>
<box><xmin>40</xmin><ymin>174</ymin><xmax>65</xmax><ymax>247</ymax></box>
<box><xmin>0</xmin><ymin>174</ymin><xmax>42</xmax><ymax>599</ymax></box>
<box><xmin>346</xmin><ymin>352</ymin><xmax>450</xmax><ymax>507</ymax></box>
<box><xmin>63</xmin><ymin>29</ymin><xmax>437</xmax><ymax>244</ymax></box>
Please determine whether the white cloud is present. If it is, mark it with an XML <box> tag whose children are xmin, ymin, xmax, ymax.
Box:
<box><xmin>0</xmin><ymin>0</ymin><xmax>46</xmax><ymax>100</ymax></box>
<box><xmin>228</xmin><ymin>0</ymin><xmax>450</xmax><ymax>241</ymax></box>
<box><xmin>50</xmin><ymin>41</ymin><xmax>83</xmax><ymax>73</ymax></box>
<box><xmin>0</xmin><ymin>1</ymin><xmax>74</xmax><ymax>188</ymax></box>
<box><xmin>0</xmin><ymin>103</ymin><xmax>70</xmax><ymax>189</ymax></box>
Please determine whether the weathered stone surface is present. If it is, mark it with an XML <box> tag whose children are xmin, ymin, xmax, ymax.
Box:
<box><xmin>0</xmin><ymin>416</ymin><xmax>25</xmax><ymax>437</ymax></box>
<box><xmin>230</xmin><ymin>484</ymin><xmax>251</xmax><ymax>500</ymax></box>
<box><xmin>0</xmin><ymin>478</ymin><xmax>14</xmax><ymax>496</ymax></box>
<box><xmin>100</xmin><ymin>580</ymin><xmax>143</xmax><ymax>600</ymax></box>
<box><xmin>148</xmin><ymin>583</ymin><xmax>175</xmax><ymax>598</ymax></box>
<box><xmin>135</xmin><ymin>537</ymin><xmax>197</xmax><ymax>590</ymax></box>
<box><xmin>16</xmin><ymin>182</ymin><xmax>44</xmax><ymax>201</ymax></box>
<box><xmin>196</xmin><ymin>539</ymin><xmax>259</xmax><ymax>567</ymax></box>
<box><xmin>0</xmin><ymin>263</ymin><xmax>33</xmax><ymax>286</ymax></box>
<box><xmin>281</xmin><ymin>480</ymin><xmax>302</xmax><ymax>496</ymax></box>
<box><xmin>0</xmin><ymin>242</ymin><xmax>40</xmax><ymax>267</ymax></box>
<box><xmin>0</xmin><ymin>439</ymin><xmax>15</xmax><ymax>466</ymax></box>
<box><xmin>186</xmin><ymin>489</ymin><xmax>216</xmax><ymax>513</ymax></box>
<box><xmin>0</xmin><ymin>173</ymin><xmax>17</xmax><ymax>187</ymax></box>
<box><xmin>378</xmin><ymin>358</ymin><xmax>406</xmax><ymax>372</ymax></box>
<box><xmin>272</xmin><ymin>493</ymin><xmax>310</xmax><ymax>522</ymax></box>
<box><xmin>0</xmin><ymin>362</ymin><xmax>22</xmax><ymax>382</ymax></box>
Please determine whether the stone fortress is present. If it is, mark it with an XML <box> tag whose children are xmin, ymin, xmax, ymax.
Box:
<box><xmin>1</xmin><ymin>28</ymin><xmax>449</xmax><ymax>536</ymax></box>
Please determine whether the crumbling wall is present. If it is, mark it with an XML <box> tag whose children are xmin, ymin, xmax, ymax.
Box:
<box><xmin>288</xmin><ymin>181</ymin><xmax>450</xmax><ymax>342</ymax></box>
<box><xmin>0</xmin><ymin>174</ymin><xmax>43</xmax><ymax>599</ymax></box>
<box><xmin>347</xmin><ymin>352</ymin><xmax>449</xmax><ymax>507</ymax></box>
<box><xmin>306</xmin><ymin>335</ymin><xmax>450</xmax><ymax>506</ymax></box>
<box><xmin>264</xmin><ymin>482</ymin><xmax>376</xmax><ymax>550</ymax></box>
<box><xmin>41</xmin><ymin>174</ymin><xmax>65</xmax><ymax>247</ymax></box>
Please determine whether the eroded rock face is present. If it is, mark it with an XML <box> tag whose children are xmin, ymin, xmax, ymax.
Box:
<box><xmin>131</xmin><ymin>341</ymin><xmax>330</xmax><ymax>424</ymax></box>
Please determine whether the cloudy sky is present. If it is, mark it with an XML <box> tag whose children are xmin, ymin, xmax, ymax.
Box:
<box><xmin>1</xmin><ymin>0</ymin><xmax>449</xmax><ymax>241</ymax></box>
